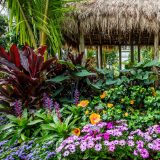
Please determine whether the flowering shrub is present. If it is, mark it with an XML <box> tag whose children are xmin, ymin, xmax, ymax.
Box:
<box><xmin>100</xmin><ymin>85</ymin><xmax>160</xmax><ymax>110</ymax></box>
<box><xmin>56</xmin><ymin>121</ymin><xmax>160</xmax><ymax>159</ymax></box>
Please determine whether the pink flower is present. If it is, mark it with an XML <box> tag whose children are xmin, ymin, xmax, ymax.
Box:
<box><xmin>108</xmin><ymin>145</ymin><xmax>115</xmax><ymax>152</ymax></box>
<box><xmin>95</xmin><ymin>144</ymin><xmax>102</xmax><ymax>151</ymax></box>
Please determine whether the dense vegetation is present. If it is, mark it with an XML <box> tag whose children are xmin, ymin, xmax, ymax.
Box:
<box><xmin>0</xmin><ymin>0</ymin><xmax>160</xmax><ymax>160</ymax></box>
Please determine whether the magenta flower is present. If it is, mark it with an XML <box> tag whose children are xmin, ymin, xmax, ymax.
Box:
<box><xmin>106</xmin><ymin>122</ymin><xmax>113</xmax><ymax>129</ymax></box>
<box><xmin>103</xmin><ymin>133</ymin><xmax>110</xmax><ymax>140</ymax></box>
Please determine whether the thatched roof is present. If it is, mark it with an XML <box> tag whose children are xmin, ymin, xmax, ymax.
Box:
<box><xmin>63</xmin><ymin>0</ymin><xmax>160</xmax><ymax>45</ymax></box>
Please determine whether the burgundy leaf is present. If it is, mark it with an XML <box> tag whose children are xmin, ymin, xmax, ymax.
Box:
<box><xmin>0</xmin><ymin>46</ymin><xmax>10</xmax><ymax>60</ymax></box>
<box><xmin>38</xmin><ymin>45</ymin><xmax>47</xmax><ymax>56</ymax></box>
<box><xmin>40</xmin><ymin>58</ymin><xmax>56</xmax><ymax>71</ymax></box>
<box><xmin>33</xmin><ymin>55</ymin><xmax>44</xmax><ymax>77</ymax></box>
<box><xmin>10</xmin><ymin>44</ymin><xmax>21</xmax><ymax>67</ymax></box>
<box><xmin>0</xmin><ymin>59</ymin><xmax>19</xmax><ymax>71</ymax></box>
<box><xmin>20</xmin><ymin>51</ymin><xmax>30</xmax><ymax>72</ymax></box>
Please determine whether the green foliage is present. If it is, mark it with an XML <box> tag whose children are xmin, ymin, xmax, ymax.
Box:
<box><xmin>0</xmin><ymin>109</ymin><xmax>38</xmax><ymax>145</ymax></box>
<box><xmin>87</xmin><ymin>60</ymin><xmax>159</xmax><ymax>91</ymax></box>
<box><xmin>33</xmin><ymin>109</ymin><xmax>78</xmax><ymax>146</ymax></box>
<box><xmin>5</xmin><ymin>0</ymin><xmax>75</xmax><ymax>54</ymax></box>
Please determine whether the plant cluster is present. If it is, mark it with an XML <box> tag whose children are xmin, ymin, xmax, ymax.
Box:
<box><xmin>56</xmin><ymin>120</ymin><xmax>160</xmax><ymax>160</ymax></box>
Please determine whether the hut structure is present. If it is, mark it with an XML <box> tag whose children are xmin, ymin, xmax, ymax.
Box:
<box><xmin>63</xmin><ymin>0</ymin><xmax>160</xmax><ymax>69</ymax></box>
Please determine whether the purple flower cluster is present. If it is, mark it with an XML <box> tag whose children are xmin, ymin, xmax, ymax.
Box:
<box><xmin>43</xmin><ymin>93</ymin><xmax>53</xmax><ymax>112</ymax></box>
<box><xmin>13</xmin><ymin>100</ymin><xmax>22</xmax><ymax>117</ymax></box>
<box><xmin>74</xmin><ymin>89</ymin><xmax>80</xmax><ymax>106</ymax></box>
<box><xmin>54</xmin><ymin>101</ymin><xmax>61</xmax><ymax>122</ymax></box>
<box><xmin>56</xmin><ymin>120</ymin><xmax>160</xmax><ymax>159</ymax></box>
<box><xmin>0</xmin><ymin>139</ymin><xmax>56</xmax><ymax>160</ymax></box>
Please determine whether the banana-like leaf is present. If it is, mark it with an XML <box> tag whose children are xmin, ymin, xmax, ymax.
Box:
<box><xmin>73</xmin><ymin>70</ymin><xmax>96</xmax><ymax>77</ymax></box>
<box><xmin>47</xmin><ymin>75</ymin><xmax>70</xmax><ymax>83</ymax></box>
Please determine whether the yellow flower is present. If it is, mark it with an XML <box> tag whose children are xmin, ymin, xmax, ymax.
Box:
<box><xmin>89</xmin><ymin>113</ymin><xmax>101</xmax><ymax>125</ymax></box>
<box><xmin>152</xmin><ymin>91</ymin><xmax>157</xmax><ymax>97</ymax></box>
<box><xmin>72</xmin><ymin>128</ymin><xmax>80</xmax><ymax>136</ymax></box>
<box><xmin>85</xmin><ymin>110</ymin><xmax>89</xmax><ymax>115</ymax></box>
<box><xmin>103</xmin><ymin>110</ymin><xmax>106</xmax><ymax>114</ymax></box>
<box><xmin>130</xmin><ymin>100</ymin><xmax>134</xmax><ymax>105</ymax></box>
<box><xmin>107</xmin><ymin>103</ymin><xmax>114</xmax><ymax>108</ymax></box>
<box><xmin>121</xmin><ymin>99</ymin><xmax>124</xmax><ymax>103</ymax></box>
<box><xmin>124</xmin><ymin>112</ymin><xmax>129</xmax><ymax>117</ymax></box>
<box><xmin>151</xmin><ymin>87</ymin><xmax>156</xmax><ymax>96</ymax></box>
<box><xmin>100</xmin><ymin>91</ymin><xmax>106</xmax><ymax>99</ymax></box>
<box><xmin>78</xmin><ymin>100</ymin><xmax>89</xmax><ymax>107</ymax></box>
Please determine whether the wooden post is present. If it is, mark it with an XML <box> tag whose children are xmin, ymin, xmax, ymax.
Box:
<box><xmin>96</xmin><ymin>46</ymin><xmax>99</xmax><ymax>68</ymax></box>
<box><xmin>98</xmin><ymin>45</ymin><xmax>101</xmax><ymax>68</ymax></box>
<box><xmin>130</xmin><ymin>31</ymin><xmax>134</xmax><ymax>64</ymax></box>
<box><xmin>154</xmin><ymin>31</ymin><xmax>159</xmax><ymax>60</ymax></box>
<box><xmin>79</xmin><ymin>32</ymin><xmax>85</xmax><ymax>53</ymax></box>
<box><xmin>100</xmin><ymin>44</ymin><xmax>103</xmax><ymax>68</ymax></box>
<box><xmin>138</xmin><ymin>44</ymin><xmax>141</xmax><ymax>62</ymax></box>
<box><xmin>131</xmin><ymin>45</ymin><xmax>134</xmax><ymax>64</ymax></box>
<box><xmin>119</xmin><ymin>45</ymin><xmax>122</xmax><ymax>70</ymax></box>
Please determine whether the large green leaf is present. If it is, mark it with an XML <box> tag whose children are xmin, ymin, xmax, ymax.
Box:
<box><xmin>47</xmin><ymin>75</ymin><xmax>70</xmax><ymax>83</ymax></box>
<box><xmin>144</xmin><ymin>60</ymin><xmax>160</xmax><ymax>67</ymax></box>
<box><xmin>86</xmin><ymin>78</ymin><xmax>101</xmax><ymax>90</ymax></box>
<box><xmin>105</xmin><ymin>79</ymin><xmax>117</xmax><ymax>85</ymax></box>
<box><xmin>73</xmin><ymin>70</ymin><xmax>96</xmax><ymax>77</ymax></box>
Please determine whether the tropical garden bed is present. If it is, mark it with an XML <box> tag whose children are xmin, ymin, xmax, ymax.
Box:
<box><xmin>0</xmin><ymin>44</ymin><xmax>159</xmax><ymax>160</ymax></box>
<box><xmin>0</xmin><ymin>0</ymin><xmax>160</xmax><ymax>160</ymax></box>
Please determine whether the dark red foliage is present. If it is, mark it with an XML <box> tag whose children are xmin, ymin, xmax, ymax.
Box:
<box><xmin>0</xmin><ymin>44</ymin><xmax>56</xmax><ymax>108</ymax></box>
<box><xmin>68</xmin><ymin>52</ymin><xmax>84</xmax><ymax>65</ymax></box>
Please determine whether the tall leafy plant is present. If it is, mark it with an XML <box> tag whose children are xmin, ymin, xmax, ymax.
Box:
<box><xmin>0</xmin><ymin>44</ymin><xmax>56</xmax><ymax>108</ymax></box>
<box><xmin>2</xmin><ymin>0</ymin><xmax>73</xmax><ymax>55</ymax></box>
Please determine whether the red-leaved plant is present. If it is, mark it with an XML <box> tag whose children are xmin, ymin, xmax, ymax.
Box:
<box><xmin>0</xmin><ymin>44</ymin><xmax>56</xmax><ymax>108</ymax></box>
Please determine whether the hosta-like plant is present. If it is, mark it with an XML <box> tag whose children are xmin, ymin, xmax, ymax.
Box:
<box><xmin>0</xmin><ymin>44</ymin><xmax>56</xmax><ymax>108</ymax></box>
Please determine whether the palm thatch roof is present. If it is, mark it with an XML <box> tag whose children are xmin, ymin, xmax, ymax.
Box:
<box><xmin>63</xmin><ymin>0</ymin><xmax>160</xmax><ymax>45</ymax></box>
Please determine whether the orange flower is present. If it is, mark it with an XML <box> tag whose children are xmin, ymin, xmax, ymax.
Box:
<box><xmin>78</xmin><ymin>100</ymin><xmax>89</xmax><ymax>107</ymax></box>
<box><xmin>72</xmin><ymin>128</ymin><xmax>80</xmax><ymax>136</ymax></box>
<box><xmin>100</xmin><ymin>91</ymin><xmax>106</xmax><ymax>99</ymax></box>
<box><xmin>107</xmin><ymin>103</ymin><xmax>114</xmax><ymax>108</ymax></box>
<box><xmin>130</xmin><ymin>100</ymin><xmax>134</xmax><ymax>105</ymax></box>
<box><xmin>89</xmin><ymin>113</ymin><xmax>101</xmax><ymax>125</ymax></box>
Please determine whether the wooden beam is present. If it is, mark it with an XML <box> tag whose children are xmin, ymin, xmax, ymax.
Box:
<box><xmin>79</xmin><ymin>32</ymin><xmax>85</xmax><ymax>53</ymax></box>
<box><xmin>97</xmin><ymin>46</ymin><xmax>101</xmax><ymax>68</ymax></box>
<box><xmin>96</xmin><ymin>46</ymin><xmax>99</xmax><ymax>68</ymax></box>
<box><xmin>131</xmin><ymin>45</ymin><xmax>134</xmax><ymax>63</ymax></box>
<box><xmin>100</xmin><ymin>44</ymin><xmax>103</xmax><ymax>68</ymax></box>
<box><xmin>119</xmin><ymin>45</ymin><xmax>122</xmax><ymax>70</ymax></box>
<box><xmin>130</xmin><ymin>31</ymin><xmax>134</xmax><ymax>63</ymax></box>
<box><xmin>154</xmin><ymin>31</ymin><xmax>159</xmax><ymax>60</ymax></box>
<box><xmin>138</xmin><ymin>44</ymin><xmax>141</xmax><ymax>62</ymax></box>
